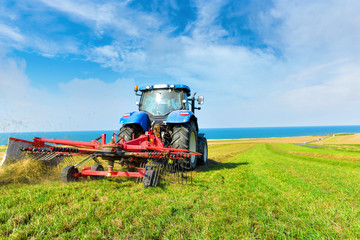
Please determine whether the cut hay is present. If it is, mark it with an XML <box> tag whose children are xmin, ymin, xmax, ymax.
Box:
<box><xmin>0</xmin><ymin>158</ymin><xmax>60</xmax><ymax>185</ymax></box>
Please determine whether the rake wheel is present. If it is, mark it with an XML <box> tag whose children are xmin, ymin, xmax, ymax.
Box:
<box><xmin>60</xmin><ymin>165</ymin><xmax>79</xmax><ymax>183</ymax></box>
<box><xmin>143</xmin><ymin>166</ymin><xmax>156</xmax><ymax>188</ymax></box>
<box><xmin>90</xmin><ymin>164</ymin><xmax>105</xmax><ymax>180</ymax></box>
<box><xmin>197</xmin><ymin>137</ymin><xmax>208</xmax><ymax>165</ymax></box>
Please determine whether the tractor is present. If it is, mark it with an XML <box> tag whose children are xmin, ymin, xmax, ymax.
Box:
<box><xmin>119</xmin><ymin>84</ymin><xmax>208</xmax><ymax>169</ymax></box>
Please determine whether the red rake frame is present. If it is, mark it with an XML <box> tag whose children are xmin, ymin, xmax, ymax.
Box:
<box><xmin>4</xmin><ymin>130</ymin><xmax>201</xmax><ymax>187</ymax></box>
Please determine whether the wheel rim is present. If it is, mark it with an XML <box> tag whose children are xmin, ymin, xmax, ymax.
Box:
<box><xmin>189</xmin><ymin>132</ymin><xmax>196</xmax><ymax>165</ymax></box>
<box><xmin>67</xmin><ymin>166</ymin><xmax>78</xmax><ymax>182</ymax></box>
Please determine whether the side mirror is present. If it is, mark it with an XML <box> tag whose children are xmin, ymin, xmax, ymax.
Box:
<box><xmin>197</xmin><ymin>96</ymin><xmax>204</xmax><ymax>105</ymax></box>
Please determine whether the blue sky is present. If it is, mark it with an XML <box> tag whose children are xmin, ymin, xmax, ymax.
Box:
<box><xmin>0</xmin><ymin>0</ymin><xmax>360</xmax><ymax>132</ymax></box>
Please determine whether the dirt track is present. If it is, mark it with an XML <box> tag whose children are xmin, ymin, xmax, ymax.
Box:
<box><xmin>208</xmin><ymin>135</ymin><xmax>328</xmax><ymax>145</ymax></box>
<box><xmin>314</xmin><ymin>133</ymin><xmax>360</xmax><ymax>145</ymax></box>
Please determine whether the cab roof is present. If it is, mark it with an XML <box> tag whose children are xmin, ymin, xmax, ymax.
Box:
<box><xmin>139</xmin><ymin>84</ymin><xmax>191</xmax><ymax>96</ymax></box>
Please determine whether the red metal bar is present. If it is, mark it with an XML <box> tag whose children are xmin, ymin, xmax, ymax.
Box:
<box><xmin>101</xmin><ymin>134</ymin><xmax>106</xmax><ymax>146</ymax></box>
<box><xmin>33</xmin><ymin>137</ymin><xmax>100</xmax><ymax>149</ymax></box>
<box><xmin>9</xmin><ymin>137</ymin><xmax>53</xmax><ymax>148</ymax></box>
<box><xmin>14</xmin><ymin>132</ymin><xmax>201</xmax><ymax>158</ymax></box>
<box><xmin>80</xmin><ymin>169</ymin><xmax>146</xmax><ymax>178</ymax></box>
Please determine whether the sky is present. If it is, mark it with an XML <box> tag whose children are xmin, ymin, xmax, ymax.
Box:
<box><xmin>0</xmin><ymin>0</ymin><xmax>360</xmax><ymax>132</ymax></box>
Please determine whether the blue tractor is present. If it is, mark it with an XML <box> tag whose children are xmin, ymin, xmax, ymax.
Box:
<box><xmin>119</xmin><ymin>84</ymin><xmax>208</xmax><ymax>169</ymax></box>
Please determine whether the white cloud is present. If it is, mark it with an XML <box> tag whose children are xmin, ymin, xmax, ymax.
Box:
<box><xmin>259</xmin><ymin>0</ymin><xmax>360</xmax><ymax>60</ymax></box>
<box><xmin>31</xmin><ymin>35</ymin><xmax>80</xmax><ymax>57</ymax></box>
<box><xmin>88</xmin><ymin>43</ymin><xmax>146</xmax><ymax>71</ymax></box>
<box><xmin>38</xmin><ymin>0</ymin><xmax>160</xmax><ymax>37</ymax></box>
<box><xmin>0</xmin><ymin>19</ymin><xmax>79</xmax><ymax>57</ymax></box>
<box><xmin>255</xmin><ymin>0</ymin><xmax>360</xmax><ymax>126</ymax></box>
<box><xmin>0</xmin><ymin>55</ymin><xmax>137</xmax><ymax>132</ymax></box>
<box><xmin>279</xmin><ymin>61</ymin><xmax>360</xmax><ymax>112</ymax></box>
<box><xmin>191</xmin><ymin>0</ymin><xmax>229</xmax><ymax>41</ymax></box>
<box><xmin>0</xmin><ymin>23</ymin><xmax>25</xmax><ymax>42</ymax></box>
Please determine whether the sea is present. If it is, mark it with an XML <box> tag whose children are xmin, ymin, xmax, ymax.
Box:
<box><xmin>1</xmin><ymin>125</ymin><xmax>360</xmax><ymax>146</ymax></box>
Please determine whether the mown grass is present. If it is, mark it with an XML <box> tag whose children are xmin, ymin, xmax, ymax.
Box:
<box><xmin>274</xmin><ymin>143</ymin><xmax>360</xmax><ymax>158</ymax></box>
<box><xmin>1</xmin><ymin>142</ymin><xmax>360</xmax><ymax>239</ymax></box>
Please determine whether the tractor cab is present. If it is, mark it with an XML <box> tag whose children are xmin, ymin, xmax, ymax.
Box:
<box><xmin>138</xmin><ymin>85</ymin><xmax>190</xmax><ymax>116</ymax></box>
<box><xmin>121</xmin><ymin>84</ymin><xmax>204</xmax><ymax>129</ymax></box>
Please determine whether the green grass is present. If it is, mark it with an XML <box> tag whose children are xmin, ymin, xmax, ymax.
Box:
<box><xmin>1</xmin><ymin>143</ymin><xmax>360</xmax><ymax>239</ymax></box>
<box><xmin>274</xmin><ymin>142</ymin><xmax>360</xmax><ymax>157</ymax></box>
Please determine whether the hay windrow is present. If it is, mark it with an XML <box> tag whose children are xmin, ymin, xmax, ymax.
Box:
<box><xmin>0</xmin><ymin>159</ymin><xmax>60</xmax><ymax>185</ymax></box>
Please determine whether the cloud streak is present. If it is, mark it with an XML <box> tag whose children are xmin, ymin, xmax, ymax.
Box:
<box><xmin>0</xmin><ymin>23</ymin><xmax>25</xmax><ymax>42</ymax></box>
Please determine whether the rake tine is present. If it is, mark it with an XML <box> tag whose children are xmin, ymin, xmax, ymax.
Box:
<box><xmin>75</xmin><ymin>154</ymin><xmax>95</xmax><ymax>168</ymax></box>
<box><xmin>140</xmin><ymin>159</ymin><xmax>146</xmax><ymax>183</ymax></box>
<box><xmin>137</xmin><ymin>160</ymin><xmax>142</xmax><ymax>184</ymax></box>
<box><xmin>49</xmin><ymin>153</ymin><xmax>60</xmax><ymax>163</ymax></box>
<box><xmin>182</xmin><ymin>161</ymin><xmax>184</xmax><ymax>184</ymax></box>
<box><xmin>161</xmin><ymin>158</ymin><xmax>167</xmax><ymax>185</ymax></box>
<box><xmin>36</xmin><ymin>152</ymin><xmax>48</xmax><ymax>161</ymax></box>
<box><xmin>166</xmin><ymin>163</ymin><xmax>170</xmax><ymax>184</ymax></box>
<box><xmin>163</xmin><ymin>160</ymin><xmax>168</xmax><ymax>184</ymax></box>
<box><xmin>40</xmin><ymin>152</ymin><xmax>56</xmax><ymax>162</ymax></box>
<box><xmin>162</xmin><ymin>160</ymin><xmax>166</xmax><ymax>185</ymax></box>
<box><xmin>153</xmin><ymin>161</ymin><xmax>158</xmax><ymax>186</ymax></box>
<box><xmin>70</xmin><ymin>155</ymin><xmax>76</xmax><ymax>165</ymax></box>
<box><xmin>138</xmin><ymin>159</ymin><xmax>147</xmax><ymax>184</ymax></box>
<box><xmin>177</xmin><ymin>161</ymin><xmax>180</xmax><ymax>184</ymax></box>
<box><xmin>66</xmin><ymin>155</ymin><xmax>72</xmax><ymax>164</ymax></box>
<box><xmin>18</xmin><ymin>152</ymin><xmax>27</xmax><ymax>161</ymax></box>
<box><xmin>173</xmin><ymin>160</ymin><xmax>176</xmax><ymax>183</ymax></box>
<box><xmin>63</xmin><ymin>154</ymin><xmax>69</xmax><ymax>165</ymax></box>
<box><xmin>32</xmin><ymin>152</ymin><xmax>43</xmax><ymax>160</ymax></box>
<box><xmin>155</xmin><ymin>161</ymin><xmax>162</xmax><ymax>186</ymax></box>
<box><xmin>170</xmin><ymin>164</ymin><xmax>173</xmax><ymax>184</ymax></box>
<box><xmin>28</xmin><ymin>152</ymin><xmax>39</xmax><ymax>161</ymax></box>
<box><xmin>62</xmin><ymin>155</ymin><xmax>70</xmax><ymax>165</ymax></box>
<box><xmin>38</xmin><ymin>152</ymin><xmax>50</xmax><ymax>160</ymax></box>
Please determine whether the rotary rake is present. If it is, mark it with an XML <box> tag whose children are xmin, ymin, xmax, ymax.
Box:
<box><xmin>1</xmin><ymin>129</ymin><xmax>201</xmax><ymax>188</ymax></box>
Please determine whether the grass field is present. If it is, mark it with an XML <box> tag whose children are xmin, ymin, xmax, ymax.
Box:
<box><xmin>1</xmin><ymin>138</ymin><xmax>360</xmax><ymax>239</ymax></box>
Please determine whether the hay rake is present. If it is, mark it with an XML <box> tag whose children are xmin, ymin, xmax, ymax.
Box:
<box><xmin>1</xmin><ymin>130</ymin><xmax>200</xmax><ymax>188</ymax></box>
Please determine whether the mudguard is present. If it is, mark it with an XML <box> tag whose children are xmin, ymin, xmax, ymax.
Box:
<box><xmin>120</xmin><ymin>111</ymin><xmax>148</xmax><ymax>131</ymax></box>
<box><xmin>166</xmin><ymin>110</ymin><xmax>194</xmax><ymax>124</ymax></box>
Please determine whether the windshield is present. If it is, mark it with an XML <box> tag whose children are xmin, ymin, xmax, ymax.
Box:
<box><xmin>140</xmin><ymin>89</ymin><xmax>184</xmax><ymax>116</ymax></box>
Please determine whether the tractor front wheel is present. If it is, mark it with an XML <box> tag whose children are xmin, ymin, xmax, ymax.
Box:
<box><xmin>60</xmin><ymin>165</ymin><xmax>79</xmax><ymax>183</ymax></box>
<box><xmin>171</xmin><ymin>122</ymin><xmax>197</xmax><ymax>170</ymax></box>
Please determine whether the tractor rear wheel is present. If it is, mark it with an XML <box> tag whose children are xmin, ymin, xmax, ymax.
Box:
<box><xmin>198</xmin><ymin>137</ymin><xmax>208</xmax><ymax>165</ymax></box>
<box><xmin>118</xmin><ymin>124</ymin><xmax>144</xmax><ymax>142</ymax></box>
<box><xmin>90</xmin><ymin>164</ymin><xmax>105</xmax><ymax>180</ymax></box>
<box><xmin>171</xmin><ymin>122</ymin><xmax>197</xmax><ymax>170</ymax></box>
<box><xmin>60</xmin><ymin>165</ymin><xmax>79</xmax><ymax>183</ymax></box>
